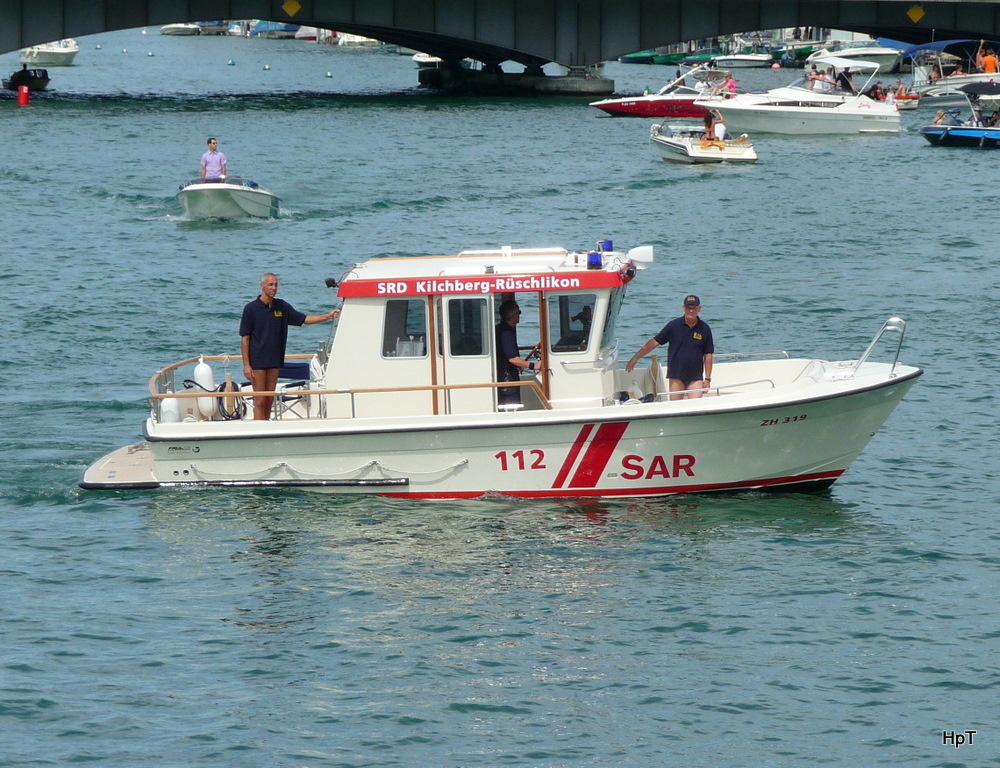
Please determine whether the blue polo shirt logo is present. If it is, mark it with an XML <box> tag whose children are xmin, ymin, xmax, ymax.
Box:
<box><xmin>273</xmin><ymin>310</ymin><xmax>283</xmax><ymax>317</ymax></box>
<box><xmin>693</xmin><ymin>332</ymin><xmax>702</xmax><ymax>340</ymax></box>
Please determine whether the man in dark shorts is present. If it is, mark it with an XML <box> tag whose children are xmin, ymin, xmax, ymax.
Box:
<box><xmin>625</xmin><ymin>294</ymin><xmax>714</xmax><ymax>400</ymax></box>
<box><xmin>239</xmin><ymin>272</ymin><xmax>339</xmax><ymax>420</ymax></box>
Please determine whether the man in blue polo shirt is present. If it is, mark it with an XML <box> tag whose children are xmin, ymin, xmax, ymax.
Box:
<box><xmin>625</xmin><ymin>294</ymin><xmax>714</xmax><ymax>400</ymax></box>
<box><xmin>240</xmin><ymin>273</ymin><xmax>339</xmax><ymax>420</ymax></box>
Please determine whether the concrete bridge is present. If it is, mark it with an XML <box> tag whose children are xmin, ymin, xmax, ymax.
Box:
<box><xmin>4</xmin><ymin>0</ymin><xmax>1000</xmax><ymax>91</ymax></box>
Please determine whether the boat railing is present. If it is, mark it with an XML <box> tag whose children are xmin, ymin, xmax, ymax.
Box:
<box><xmin>849</xmin><ymin>317</ymin><xmax>906</xmax><ymax>376</ymax></box>
<box><xmin>178</xmin><ymin>176</ymin><xmax>262</xmax><ymax>190</ymax></box>
<box><xmin>149</xmin><ymin>354</ymin><xmax>553</xmax><ymax>420</ymax></box>
<box><xmin>713</xmin><ymin>350</ymin><xmax>789</xmax><ymax>362</ymax></box>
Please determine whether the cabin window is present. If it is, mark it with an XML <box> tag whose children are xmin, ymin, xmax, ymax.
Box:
<box><xmin>601</xmin><ymin>287</ymin><xmax>625</xmax><ymax>350</ymax></box>
<box><xmin>382</xmin><ymin>299</ymin><xmax>427</xmax><ymax>357</ymax></box>
<box><xmin>547</xmin><ymin>293</ymin><xmax>596</xmax><ymax>353</ymax></box>
<box><xmin>447</xmin><ymin>298</ymin><xmax>488</xmax><ymax>356</ymax></box>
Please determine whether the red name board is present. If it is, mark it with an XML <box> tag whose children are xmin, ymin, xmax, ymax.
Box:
<box><xmin>338</xmin><ymin>268</ymin><xmax>631</xmax><ymax>298</ymax></box>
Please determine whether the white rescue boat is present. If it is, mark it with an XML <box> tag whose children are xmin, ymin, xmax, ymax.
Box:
<box><xmin>80</xmin><ymin>242</ymin><xmax>921</xmax><ymax>499</ymax></box>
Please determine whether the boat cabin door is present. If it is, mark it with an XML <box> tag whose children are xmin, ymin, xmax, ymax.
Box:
<box><xmin>436</xmin><ymin>296</ymin><xmax>494</xmax><ymax>414</ymax></box>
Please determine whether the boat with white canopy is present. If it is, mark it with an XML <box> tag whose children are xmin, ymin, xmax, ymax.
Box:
<box><xmin>696</xmin><ymin>57</ymin><xmax>900</xmax><ymax>135</ymax></box>
<box><xmin>80</xmin><ymin>241</ymin><xmax>920</xmax><ymax>499</ymax></box>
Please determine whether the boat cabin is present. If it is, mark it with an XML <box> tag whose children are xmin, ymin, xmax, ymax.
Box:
<box><xmin>315</xmin><ymin>244</ymin><xmax>653</xmax><ymax>419</ymax></box>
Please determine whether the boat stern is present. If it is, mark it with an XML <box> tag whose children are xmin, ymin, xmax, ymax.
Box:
<box><xmin>79</xmin><ymin>442</ymin><xmax>159</xmax><ymax>490</ymax></box>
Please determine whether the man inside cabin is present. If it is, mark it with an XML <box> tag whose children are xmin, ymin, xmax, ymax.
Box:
<box><xmin>495</xmin><ymin>299</ymin><xmax>540</xmax><ymax>406</ymax></box>
<box><xmin>625</xmin><ymin>294</ymin><xmax>714</xmax><ymax>401</ymax></box>
<box><xmin>240</xmin><ymin>273</ymin><xmax>339</xmax><ymax>420</ymax></box>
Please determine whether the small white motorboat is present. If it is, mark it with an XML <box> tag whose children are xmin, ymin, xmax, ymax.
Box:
<box><xmin>649</xmin><ymin>123</ymin><xmax>758</xmax><ymax>164</ymax></box>
<box><xmin>806</xmin><ymin>39</ymin><xmax>904</xmax><ymax>73</ymax></box>
<box><xmin>20</xmin><ymin>38</ymin><xmax>79</xmax><ymax>66</ymax></box>
<box><xmin>159</xmin><ymin>23</ymin><xmax>201</xmax><ymax>36</ymax></box>
<box><xmin>80</xmin><ymin>241</ymin><xmax>921</xmax><ymax>499</ymax></box>
<box><xmin>176</xmin><ymin>177</ymin><xmax>280</xmax><ymax>220</ymax></box>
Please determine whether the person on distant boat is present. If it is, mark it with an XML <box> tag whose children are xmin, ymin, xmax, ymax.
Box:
<box><xmin>625</xmin><ymin>295</ymin><xmax>714</xmax><ymax>401</ymax></box>
<box><xmin>895</xmin><ymin>79</ymin><xmax>908</xmax><ymax>98</ymax></box>
<box><xmin>864</xmin><ymin>80</ymin><xmax>885</xmax><ymax>100</ymax></box>
<box><xmin>495</xmin><ymin>300</ymin><xmax>539</xmax><ymax>406</ymax></box>
<box><xmin>711</xmin><ymin>110</ymin><xmax>727</xmax><ymax>141</ymax></box>
<box><xmin>836</xmin><ymin>67</ymin><xmax>858</xmax><ymax>94</ymax></box>
<box><xmin>240</xmin><ymin>273</ymin><xmax>339</xmax><ymax>420</ymax></box>
<box><xmin>719</xmin><ymin>71</ymin><xmax>737</xmax><ymax>96</ymax></box>
<box><xmin>950</xmin><ymin>63</ymin><xmax>966</xmax><ymax>77</ymax></box>
<box><xmin>983</xmin><ymin>46</ymin><xmax>998</xmax><ymax>74</ymax></box>
<box><xmin>930</xmin><ymin>65</ymin><xmax>941</xmax><ymax>83</ymax></box>
<box><xmin>200</xmin><ymin>137</ymin><xmax>227</xmax><ymax>182</ymax></box>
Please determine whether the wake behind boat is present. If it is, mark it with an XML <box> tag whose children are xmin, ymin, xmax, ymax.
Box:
<box><xmin>649</xmin><ymin>123</ymin><xmax>758</xmax><ymax>164</ymax></box>
<box><xmin>80</xmin><ymin>241</ymin><xmax>920</xmax><ymax>499</ymax></box>
<box><xmin>176</xmin><ymin>177</ymin><xmax>280</xmax><ymax>219</ymax></box>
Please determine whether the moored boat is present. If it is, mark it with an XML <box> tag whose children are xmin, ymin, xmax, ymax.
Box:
<box><xmin>806</xmin><ymin>39</ymin><xmax>904</xmax><ymax>73</ymax></box>
<box><xmin>80</xmin><ymin>242</ymin><xmax>921</xmax><ymax>499</ymax></box>
<box><xmin>649</xmin><ymin>123</ymin><xmax>758</xmax><ymax>164</ymax></box>
<box><xmin>176</xmin><ymin>177</ymin><xmax>280</xmax><ymax>219</ymax></box>
<box><xmin>159</xmin><ymin>23</ymin><xmax>201</xmax><ymax>36</ymax></box>
<box><xmin>19</xmin><ymin>38</ymin><xmax>79</xmax><ymax>66</ymax></box>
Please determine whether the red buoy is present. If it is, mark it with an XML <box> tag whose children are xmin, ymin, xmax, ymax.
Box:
<box><xmin>17</xmin><ymin>85</ymin><xmax>29</xmax><ymax>106</ymax></box>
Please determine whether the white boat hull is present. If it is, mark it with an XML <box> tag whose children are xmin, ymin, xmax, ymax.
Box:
<box><xmin>177</xmin><ymin>181</ymin><xmax>280</xmax><ymax>219</ymax></box>
<box><xmin>160</xmin><ymin>23</ymin><xmax>201</xmax><ymax>36</ymax></box>
<box><xmin>713</xmin><ymin>54</ymin><xmax>774</xmax><ymax>69</ymax></box>
<box><xmin>81</xmin><ymin>359</ymin><xmax>920</xmax><ymax>499</ymax></box>
<box><xmin>650</xmin><ymin>126</ymin><xmax>757</xmax><ymax>163</ymax></box>
<box><xmin>701</xmin><ymin>88</ymin><xmax>900</xmax><ymax>135</ymax></box>
<box><xmin>20</xmin><ymin>39</ymin><xmax>79</xmax><ymax>66</ymax></box>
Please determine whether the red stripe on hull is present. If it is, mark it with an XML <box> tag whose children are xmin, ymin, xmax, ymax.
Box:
<box><xmin>551</xmin><ymin>423</ymin><xmax>595</xmax><ymax>489</ymax></box>
<box><xmin>567</xmin><ymin>421</ymin><xmax>630</xmax><ymax>488</ymax></box>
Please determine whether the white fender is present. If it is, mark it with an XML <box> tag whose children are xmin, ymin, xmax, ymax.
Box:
<box><xmin>194</xmin><ymin>357</ymin><xmax>216</xmax><ymax>418</ymax></box>
<box><xmin>160</xmin><ymin>391</ymin><xmax>181</xmax><ymax>423</ymax></box>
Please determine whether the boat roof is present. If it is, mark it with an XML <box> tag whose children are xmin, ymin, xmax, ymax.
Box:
<box><xmin>336</xmin><ymin>245</ymin><xmax>653</xmax><ymax>299</ymax></box>
<box><xmin>902</xmin><ymin>38</ymin><xmax>1000</xmax><ymax>56</ymax></box>
<box><xmin>960</xmin><ymin>81</ymin><xmax>1000</xmax><ymax>95</ymax></box>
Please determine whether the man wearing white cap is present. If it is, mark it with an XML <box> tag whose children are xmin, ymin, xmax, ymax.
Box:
<box><xmin>626</xmin><ymin>294</ymin><xmax>714</xmax><ymax>400</ymax></box>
